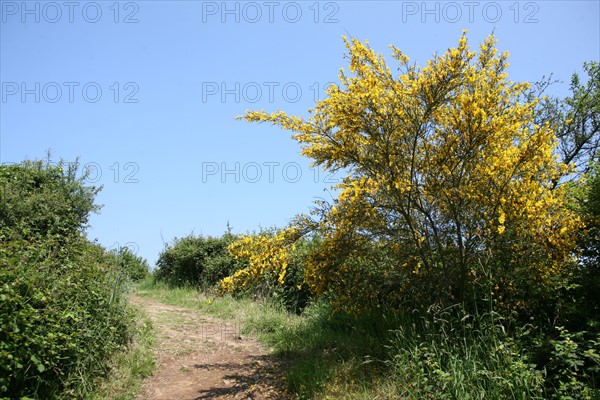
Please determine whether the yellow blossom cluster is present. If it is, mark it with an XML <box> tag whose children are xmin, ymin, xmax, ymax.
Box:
<box><xmin>219</xmin><ymin>227</ymin><xmax>301</xmax><ymax>293</ymax></box>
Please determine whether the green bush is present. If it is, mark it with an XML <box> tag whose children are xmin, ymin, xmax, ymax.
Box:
<box><xmin>571</xmin><ymin>160</ymin><xmax>600</xmax><ymax>325</ymax></box>
<box><xmin>156</xmin><ymin>228</ymin><xmax>316</xmax><ymax>313</ymax></box>
<box><xmin>0</xmin><ymin>239</ymin><xmax>133</xmax><ymax>398</ymax></box>
<box><xmin>0</xmin><ymin>159</ymin><xmax>100</xmax><ymax>243</ymax></box>
<box><xmin>525</xmin><ymin>159</ymin><xmax>600</xmax><ymax>398</ymax></box>
<box><xmin>108</xmin><ymin>246</ymin><xmax>150</xmax><ymax>282</ymax></box>
<box><xmin>0</xmin><ymin>159</ymin><xmax>135</xmax><ymax>399</ymax></box>
<box><xmin>155</xmin><ymin>231</ymin><xmax>245</xmax><ymax>288</ymax></box>
<box><xmin>542</xmin><ymin>327</ymin><xmax>600</xmax><ymax>399</ymax></box>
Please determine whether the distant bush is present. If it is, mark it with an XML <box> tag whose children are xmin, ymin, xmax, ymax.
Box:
<box><xmin>155</xmin><ymin>229</ymin><xmax>314</xmax><ymax>313</ymax></box>
<box><xmin>155</xmin><ymin>231</ymin><xmax>246</xmax><ymax>288</ymax></box>
<box><xmin>0</xmin><ymin>159</ymin><xmax>135</xmax><ymax>399</ymax></box>
<box><xmin>109</xmin><ymin>246</ymin><xmax>150</xmax><ymax>282</ymax></box>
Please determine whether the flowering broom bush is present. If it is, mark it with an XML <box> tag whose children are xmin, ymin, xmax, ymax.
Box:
<box><xmin>221</xmin><ymin>32</ymin><xmax>581</xmax><ymax>318</ymax></box>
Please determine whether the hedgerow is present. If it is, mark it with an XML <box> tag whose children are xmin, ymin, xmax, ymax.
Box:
<box><xmin>0</xmin><ymin>159</ymin><xmax>138</xmax><ymax>399</ymax></box>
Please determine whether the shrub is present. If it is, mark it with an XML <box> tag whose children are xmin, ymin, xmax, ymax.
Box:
<box><xmin>221</xmin><ymin>229</ymin><xmax>321</xmax><ymax>313</ymax></box>
<box><xmin>226</xmin><ymin>33</ymin><xmax>581</xmax><ymax>318</ymax></box>
<box><xmin>0</xmin><ymin>159</ymin><xmax>100</xmax><ymax>243</ymax></box>
<box><xmin>543</xmin><ymin>327</ymin><xmax>600</xmax><ymax>399</ymax></box>
<box><xmin>155</xmin><ymin>231</ymin><xmax>245</xmax><ymax>288</ymax></box>
<box><xmin>271</xmin><ymin>236</ymin><xmax>315</xmax><ymax>314</ymax></box>
<box><xmin>570</xmin><ymin>160</ymin><xmax>600</xmax><ymax>325</ymax></box>
<box><xmin>0</xmin><ymin>159</ymin><xmax>135</xmax><ymax>399</ymax></box>
<box><xmin>108</xmin><ymin>246</ymin><xmax>150</xmax><ymax>282</ymax></box>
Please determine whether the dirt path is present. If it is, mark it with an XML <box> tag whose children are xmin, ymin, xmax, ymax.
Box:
<box><xmin>130</xmin><ymin>296</ymin><xmax>291</xmax><ymax>400</ymax></box>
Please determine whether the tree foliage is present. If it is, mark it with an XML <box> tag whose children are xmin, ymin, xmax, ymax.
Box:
<box><xmin>221</xmin><ymin>33</ymin><xmax>581</xmax><ymax>315</ymax></box>
<box><xmin>566</xmin><ymin>159</ymin><xmax>600</xmax><ymax>325</ymax></box>
<box><xmin>531</xmin><ymin>61</ymin><xmax>600</xmax><ymax>179</ymax></box>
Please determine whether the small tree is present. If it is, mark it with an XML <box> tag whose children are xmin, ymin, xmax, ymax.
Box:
<box><xmin>222</xmin><ymin>33</ymin><xmax>581</xmax><ymax>315</ymax></box>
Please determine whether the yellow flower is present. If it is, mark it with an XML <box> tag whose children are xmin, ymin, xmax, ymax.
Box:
<box><xmin>498</xmin><ymin>210</ymin><xmax>506</xmax><ymax>225</ymax></box>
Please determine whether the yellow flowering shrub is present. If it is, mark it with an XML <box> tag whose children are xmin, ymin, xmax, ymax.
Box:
<box><xmin>219</xmin><ymin>227</ymin><xmax>302</xmax><ymax>293</ymax></box>
<box><xmin>222</xmin><ymin>32</ymin><xmax>581</xmax><ymax>314</ymax></box>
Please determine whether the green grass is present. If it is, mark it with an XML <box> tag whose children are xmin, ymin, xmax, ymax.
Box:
<box><xmin>383</xmin><ymin>307</ymin><xmax>545</xmax><ymax>399</ymax></box>
<box><xmin>86</xmin><ymin>304</ymin><xmax>155</xmax><ymax>400</ymax></box>
<box><xmin>135</xmin><ymin>277</ymin><xmax>295</xmax><ymax>331</ymax></box>
<box><xmin>134</xmin><ymin>278</ymin><xmax>550</xmax><ymax>399</ymax></box>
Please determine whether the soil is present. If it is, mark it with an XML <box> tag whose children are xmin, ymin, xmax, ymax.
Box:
<box><xmin>130</xmin><ymin>296</ymin><xmax>292</xmax><ymax>400</ymax></box>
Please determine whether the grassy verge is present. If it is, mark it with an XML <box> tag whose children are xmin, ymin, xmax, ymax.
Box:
<box><xmin>133</xmin><ymin>277</ymin><xmax>550</xmax><ymax>399</ymax></box>
<box><xmin>86</xmin><ymin>299</ymin><xmax>155</xmax><ymax>400</ymax></box>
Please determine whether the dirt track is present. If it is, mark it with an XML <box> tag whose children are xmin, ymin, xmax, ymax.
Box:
<box><xmin>130</xmin><ymin>296</ymin><xmax>291</xmax><ymax>400</ymax></box>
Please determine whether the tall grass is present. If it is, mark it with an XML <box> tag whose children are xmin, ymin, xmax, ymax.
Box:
<box><xmin>87</xmin><ymin>309</ymin><xmax>155</xmax><ymax>400</ymax></box>
<box><xmin>385</xmin><ymin>305</ymin><xmax>545</xmax><ymax>399</ymax></box>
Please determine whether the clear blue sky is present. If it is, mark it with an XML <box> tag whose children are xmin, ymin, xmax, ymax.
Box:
<box><xmin>1</xmin><ymin>1</ymin><xmax>599</xmax><ymax>266</ymax></box>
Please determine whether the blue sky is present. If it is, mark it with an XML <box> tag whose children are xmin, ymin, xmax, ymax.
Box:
<box><xmin>1</xmin><ymin>0</ymin><xmax>599</xmax><ymax>266</ymax></box>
